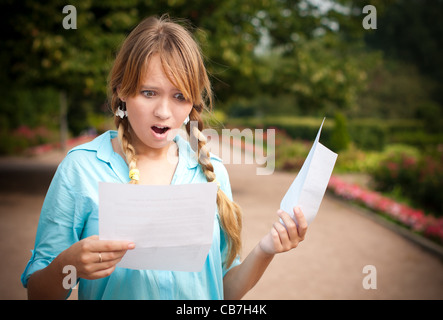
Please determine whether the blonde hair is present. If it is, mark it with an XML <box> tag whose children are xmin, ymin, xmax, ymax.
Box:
<box><xmin>108</xmin><ymin>15</ymin><xmax>242</xmax><ymax>267</ymax></box>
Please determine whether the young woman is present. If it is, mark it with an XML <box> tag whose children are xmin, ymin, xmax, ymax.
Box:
<box><xmin>21</xmin><ymin>15</ymin><xmax>307</xmax><ymax>300</ymax></box>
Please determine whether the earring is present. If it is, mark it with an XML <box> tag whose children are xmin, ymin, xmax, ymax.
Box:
<box><xmin>116</xmin><ymin>102</ymin><xmax>127</xmax><ymax>119</ymax></box>
<box><xmin>183</xmin><ymin>115</ymin><xmax>190</xmax><ymax>125</ymax></box>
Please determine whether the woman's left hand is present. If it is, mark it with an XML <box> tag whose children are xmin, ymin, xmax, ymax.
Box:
<box><xmin>223</xmin><ymin>206</ymin><xmax>308</xmax><ymax>299</ymax></box>
<box><xmin>259</xmin><ymin>206</ymin><xmax>308</xmax><ymax>255</ymax></box>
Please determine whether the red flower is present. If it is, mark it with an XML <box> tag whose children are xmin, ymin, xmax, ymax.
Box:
<box><xmin>328</xmin><ymin>175</ymin><xmax>442</xmax><ymax>244</ymax></box>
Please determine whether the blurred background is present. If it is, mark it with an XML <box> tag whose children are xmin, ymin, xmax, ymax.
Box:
<box><xmin>1</xmin><ymin>0</ymin><xmax>442</xmax><ymax>238</ymax></box>
<box><xmin>0</xmin><ymin>0</ymin><xmax>442</xmax><ymax>299</ymax></box>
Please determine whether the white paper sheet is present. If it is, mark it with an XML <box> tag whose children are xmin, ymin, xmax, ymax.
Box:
<box><xmin>280</xmin><ymin>118</ymin><xmax>338</xmax><ymax>225</ymax></box>
<box><xmin>99</xmin><ymin>182</ymin><xmax>218</xmax><ymax>272</ymax></box>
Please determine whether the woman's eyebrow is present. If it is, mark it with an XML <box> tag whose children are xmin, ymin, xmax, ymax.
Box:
<box><xmin>140</xmin><ymin>84</ymin><xmax>160</xmax><ymax>90</ymax></box>
<box><xmin>140</xmin><ymin>84</ymin><xmax>180</xmax><ymax>91</ymax></box>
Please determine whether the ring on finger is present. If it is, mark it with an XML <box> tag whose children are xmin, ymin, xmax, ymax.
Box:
<box><xmin>98</xmin><ymin>252</ymin><xmax>103</xmax><ymax>263</ymax></box>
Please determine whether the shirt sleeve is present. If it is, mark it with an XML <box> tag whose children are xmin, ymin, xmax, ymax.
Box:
<box><xmin>21</xmin><ymin>157</ymin><xmax>82</xmax><ymax>288</ymax></box>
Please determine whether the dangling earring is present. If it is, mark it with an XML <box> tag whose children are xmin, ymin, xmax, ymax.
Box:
<box><xmin>116</xmin><ymin>101</ymin><xmax>127</xmax><ymax>119</ymax></box>
<box><xmin>183</xmin><ymin>115</ymin><xmax>190</xmax><ymax>125</ymax></box>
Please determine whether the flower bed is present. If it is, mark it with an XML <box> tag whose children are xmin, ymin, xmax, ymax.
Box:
<box><xmin>26</xmin><ymin>134</ymin><xmax>97</xmax><ymax>156</ymax></box>
<box><xmin>328</xmin><ymin>175</ymin><xmax>443</xmax><ymax>245</ymax></box>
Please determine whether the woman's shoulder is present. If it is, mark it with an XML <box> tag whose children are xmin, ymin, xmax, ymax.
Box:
<box><xmin>208</xmin><ymin>152</ymin><xmax>227</xmax><ymax>175</ymax></box>
<box><xmin>69</xmin><ymin>130</ymin><xmax>115</xmax><ymax>154</ymax></box>
<box><xmin>67</xmin><ymin>130</ymin><xmax>115</xmax><ymax>158</ymax></box>
<box><xmin>58</xmin><ymin>130</ymin><xmax>116</xmax><ymax>171</ymax></box>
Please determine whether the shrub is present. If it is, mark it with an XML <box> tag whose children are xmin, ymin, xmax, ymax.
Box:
<box><xmin>334</xmin><ymin>145</ymin><xmax>384</xmax><ymax>173</ymax></box>
<box><xmin>370</xmin><ymin>146</ymin><xmax>443</xmax><ymax>216</ymax></box>
<box><xmin>415</xmin><ymin>155</ymin><xmax>443</xmax><ymax>215</ymax></box>
<box><xmin>272</xmin><ymin>129</ymin><xmax>310</xmax><ymax>172</ymax></box>
<box><xmin>228</xmin><ymin>116</ymin><xmax>441</xmax><ymax>151</ymax></box>
<box><xmin>348</xmin><ymin>122</ymin><xmax>387</xmax><ymax>151</ymax></box>
<box><xmin>330</xmin><ymin>112</ymin><xmax>350</xmax><ymax>151</ymax></box>
<box><xmin>0</xmin><ymin>125</ymin><xmax>56</xmax><ymax>155</ymax></box>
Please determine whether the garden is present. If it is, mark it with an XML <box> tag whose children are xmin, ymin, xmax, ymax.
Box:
<box><xmin>1</xmin><ymin>1</ymin><xmax>442</xmax><ymax>247</ymax></box>
<box><xmin>225</xmin><ymin>114</ymin><xmax>443</xmax><ymax>246</ymax></box>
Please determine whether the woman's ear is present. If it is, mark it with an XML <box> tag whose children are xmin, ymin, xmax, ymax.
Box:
<box><xmin>116</xmin><ymin>86</ymin><xmax>126</xmax><ymax>102</ymax></box>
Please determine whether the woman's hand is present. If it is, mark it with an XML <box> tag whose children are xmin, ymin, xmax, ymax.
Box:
<box><xmin>59</xmin><ymin>235</ymin><xmax>135</xmax><ymax>280</ymax></box>
<box><xmin>224</xmin><ymin>206</ymin><xmax>308</xmax><ymax>299</ymax></box>
<box><xmin>259</xmin><ymin>207</ymin><xmax>308</xmax><ymax>256</ymax></box>
<box><xmin>27</xmin><ymin>235</ymin><xmax>135</xmax><ymax>299</ymax></box>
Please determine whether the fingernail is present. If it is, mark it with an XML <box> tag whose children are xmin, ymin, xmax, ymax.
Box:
<box><xmin>128</xmin><ymin>243</ymin><xmax>135</xmax><ymax>249</ymax></box>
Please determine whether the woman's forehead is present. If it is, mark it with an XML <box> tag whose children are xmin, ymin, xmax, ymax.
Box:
<box><xmin>140</xmin><ymin>55</ymin><xmax>180</xmax><ymax>89</ymax></box>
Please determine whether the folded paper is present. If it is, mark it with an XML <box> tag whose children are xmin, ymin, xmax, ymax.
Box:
<box><xmin>280</xmin><ymin>118</ymin><xmax>338</xmax><ymax>225</ymax></box>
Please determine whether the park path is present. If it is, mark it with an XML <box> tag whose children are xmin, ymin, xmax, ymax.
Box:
<box><xmin>0</xmin><ymin>136</ymin><xmax>442</xmax><ymax>299</ymax></box>
<box><xmin>226</xmin><ymin>161</ymin><xmax>443</xmax><ymax>299</ymax></box>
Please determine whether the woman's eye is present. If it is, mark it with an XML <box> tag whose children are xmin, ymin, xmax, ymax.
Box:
<box><xmin>174</xmin><ymin>93</ymin><xmax>186</xmax><ymax>102</ymax></box>
<box><xmin>142</xmin><ymin>90</ymin><xmax>156</xmax><ymax>98</ymax></box>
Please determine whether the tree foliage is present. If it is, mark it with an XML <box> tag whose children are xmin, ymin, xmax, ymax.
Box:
<box><xmin>0</xmin><ymin>0</ymin><xmax>441</xmax><ymax>138</ymax></box>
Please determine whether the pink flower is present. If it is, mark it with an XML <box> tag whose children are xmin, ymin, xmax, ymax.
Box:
<box><xmin>13</xmin><ymin>125</ymin><xmax>34</xmax><ymax>139</ymax></box>
<box><xmin>402</xmin><ymin>156</ymin><xmax>416</xmax><ymax>168</ymax></box>
<box><xmin>328</xmin><ymin>175</ymin><xmax>442</xmax><ymax>245</ymax></box>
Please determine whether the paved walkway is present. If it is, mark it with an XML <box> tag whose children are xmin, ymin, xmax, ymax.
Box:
<box><xmin>226</xmin><ymin>162</ymin><xmax>443</xmax><ymax>299</ymax></box>
<box><xmin>1</xmin><ymin>142</ymin><xmax>442</xmax><ymax>300</ymax></box>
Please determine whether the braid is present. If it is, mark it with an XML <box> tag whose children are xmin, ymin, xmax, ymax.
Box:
<box><xmin>187</xmin><ymin>109</ymin><xmax>243</xmax><ymax>268</ymax></box>
<box><xmin>113</xmin><ymin>99</ymin><xmax>139</xmax><ymax>184</ymax></box>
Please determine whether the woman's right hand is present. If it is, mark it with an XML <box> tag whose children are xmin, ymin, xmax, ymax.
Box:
<box><xmin>59</xmin><ymin>235</ymin><xmax>135</xmax><ymax>280</ymax></box>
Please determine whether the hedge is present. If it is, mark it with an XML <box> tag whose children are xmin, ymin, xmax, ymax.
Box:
<box><xmin>226</xmin><ymin>116</ymin><xmax>441</xmax><ymax>151</ymax></box>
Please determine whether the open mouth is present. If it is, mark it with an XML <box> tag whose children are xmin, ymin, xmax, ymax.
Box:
<box><xmin>151</xmin><ymin>125</ymin><xmax>170</xmax><ymax>135</ymax></box>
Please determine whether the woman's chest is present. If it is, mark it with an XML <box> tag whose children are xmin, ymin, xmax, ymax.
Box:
<box><xmin>137</xmin><ymin>157</ymin><xmax>179</xmax><ymax>185</ymax></box>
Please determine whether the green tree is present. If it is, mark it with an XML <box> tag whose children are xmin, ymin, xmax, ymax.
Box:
<box><xmin>3</xmin><ymin>0</ymin><xmax>420</xmax><ymax>143</ymax></box>
<box><xmin>1</xmin><ymin>0</ymin><xmax>272</xmax><ymax>137</ymax></box>
<box><xmin>0</xmin><ymin>0</ymin><xmax>139</xmax><ymax>147</ymax></box>
<box><xmin>330</xmin><ymin>112</ymin><xmax>350</xmax><ymax>151</ymax></box>
<box><xmin>364</xmin><ymin>0</ymin><xmax>443</xmax><ymax>117</ymax></box>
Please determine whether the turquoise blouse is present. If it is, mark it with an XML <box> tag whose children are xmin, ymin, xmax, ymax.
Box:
<box><xmin>21</xmin><ymin>130</ymin><xmax>240</xmax><ymax>299</ymax></box>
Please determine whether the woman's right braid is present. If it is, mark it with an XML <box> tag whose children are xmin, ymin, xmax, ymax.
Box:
<box><xmin>114</xmin><ymin>99</ymin><xmax>139</xmax><ymax>184</ymax></box>
<box><xmin>187</xmin><ymin>109</ymin><xmax>243</xmax><ymax>268</ymax></box>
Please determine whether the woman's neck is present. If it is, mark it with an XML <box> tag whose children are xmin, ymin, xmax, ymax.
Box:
<box><xmin>111</xmin><ymin>136</ymin><xmax>176</xmax><ymax>163</ymax></box>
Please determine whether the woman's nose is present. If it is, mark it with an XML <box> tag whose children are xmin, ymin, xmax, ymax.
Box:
<box><xmin>153</xmin><ymin>98</ymin><xmax>172</xmax><ymax>119</ymax></box>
